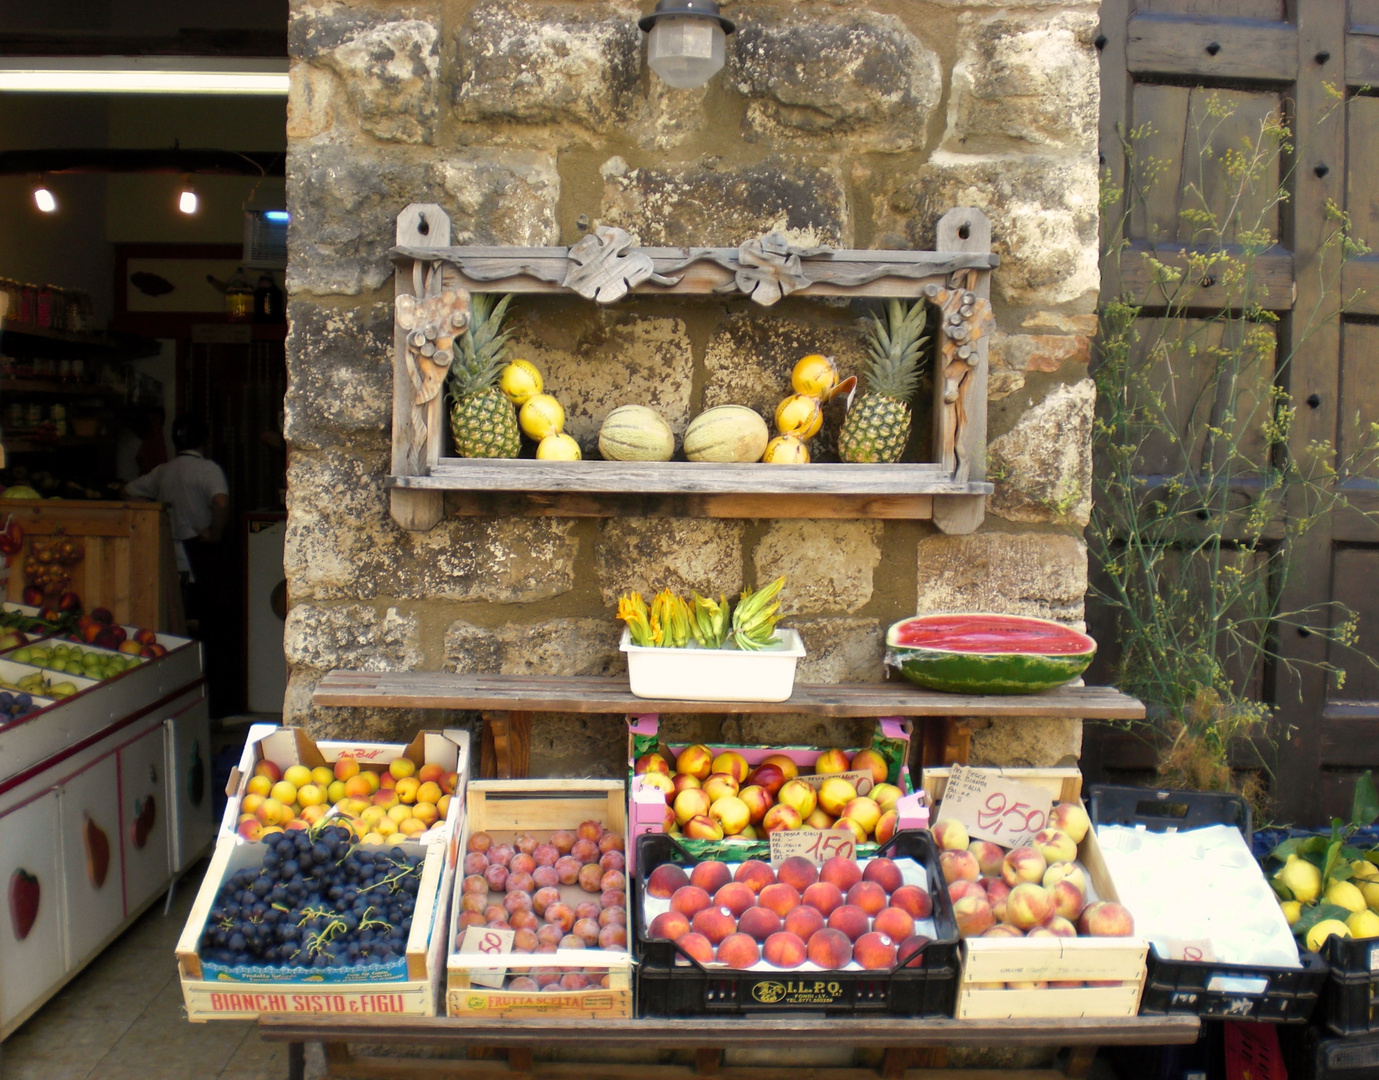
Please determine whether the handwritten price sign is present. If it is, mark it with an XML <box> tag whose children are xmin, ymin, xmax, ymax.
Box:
<box><xmin>796</xmin><ymin>770</ymin><xmax>875</xmax><ymax>797</ymax></box>
<box><xmin>1165</xmin><ymin>939</ymin><xmax>1216</xmax><ymax>962</ymax></box>
<box><xmin>458</xmin><ymin>925</ymin><xmax>515</xmax><ymax>989</ymax></box>
<box><xmin>769</xmin><ymin>828</ymin><xmax>857</xmax><ymax>866</ymax></box>
<box><xmin>936</xmin><ymin>765</ymin><xmax>1053</xmax><ymax>849</ymax></box>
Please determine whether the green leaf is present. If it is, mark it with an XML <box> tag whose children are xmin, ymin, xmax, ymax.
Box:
<box><xmin>1292</xmin><ymin>901</ymin><xmax>1350</xmax><ymax>937</ymax></box>
<box><xmin>1352</xmin><ymin>770</ymin><xmax>1379</xmax><ymax>827</ymax></box>
<box><xmin>1322</xmin><ymin>838</ymin><xmax>1344</xmax><ymax>885</ymax></box>
<box><xmin>1298</xmin><ymin>851</ymin><xmax>1326</xmax><ymax>870</ymax></box>
<box><xmin>1270</xmin><ymin>877</ymin><xmax>1293</xmax><ymax>901</ymax></box>
<box><xmin>1298</xmin><ymin>835</ymin><xmax>1330</xmax><ymax>856</ymax></box>
<box><xmin>1269</xmin><ymin>837</ymin><xmax>1302</xmax><ymax>862</ymax></box>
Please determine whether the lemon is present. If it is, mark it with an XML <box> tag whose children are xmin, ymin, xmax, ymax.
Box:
<box><xmin>1360</xmin><ymin>880</ymin><xmax>1379</xmax><ymax>911</ymax></box>
<box><xmin>499</xmin><ymin>359</ymin><xmax>543</xmax><ymax>405</ymax></box>
<box><xmin>1275</xmin><ymin>854</ymin><xmax>1322</xmax><ymax>904</ymax></box>
<box><xmin>791</xmin><ymin>354</ymin><xmax>838</xmax><ymax>398</ymax></box>
<box><xmin>761</xmin><ymin>434</ymin><xmax>810</xmax><ymax>464</ymax></box>
<box><xmin>1325</xmin><ymin>878</ymin><xmax>1368</xmax><ymax>913</ymax></box>
<box><xmin>1306</xmin><ymin>919</ymin><xmax>1351</xmax><ymax>952</ymax></box>
<box><xmin>774</xmin><ymin>394</ymin><xmax>824</xmax><ymax>440</ymax></box>
<box><xmin>1279</xmin><ymin>900</ymin><xmax>1302</xmax><ymax>927</ymax></box>
<box><xmin>536</xmin><ymin>432</ymin><xmax>581</xmax><ymax>460</ymax></box>
<box><xmin>1346</xmin><ymin>908</ymin><xmax>1379</xmax><ymax>939</ymax></box>
<box><xmin>519</xmin><ymin>393</ymin><xmax>565</xmax><ymax>439</ymax></box>
<box><xmin>1351</xmin><ymin>859</ymin><xmax>1379</xmax><ymax>882</ymax></box>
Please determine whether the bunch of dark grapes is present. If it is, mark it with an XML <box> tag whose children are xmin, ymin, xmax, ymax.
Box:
<box><xmin>200</xmin><ymin>825</ymin><xmax>424</xmax><ymax>970</ymax></box>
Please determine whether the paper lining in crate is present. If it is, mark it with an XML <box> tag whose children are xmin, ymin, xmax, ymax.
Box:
<box><xmin>922</xmin><ymin>766</ymin><xmax>1149</xmax><ymax>1020</ymax></box>
<box><xmin>626</xmin><ymin>715</ymin><xmax>929</xmax><ymax>873</ymax></box>
<box><xmin>176</xmin><ymin>728</ymin><xmax>471</xmax><ymax>1021</ymax></box>
<box><xmin>446</xmin><ymin>779</ymin><xmax>633</xmax><ymax>1020</ymax></box>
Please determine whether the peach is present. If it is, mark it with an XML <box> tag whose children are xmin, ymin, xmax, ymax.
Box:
<box><xmin>870</xmin><ymin>783</ymin><xmax>903</xmax><ymax>812</ymax></box>
<box><xmin>1049</xmin><ymin>802</ymin><xmax>1091</xmax><ymax>844</ymax></box>
<box><xmin>714</xmin><ymin>881</ymin><xmax>758</xmax><ymax>917</ymax></box>
<box><xmin>947</xmin><ymin>879</ymin><xmax>986</xmax><ymax>905</ymax></box>
<box><xmin>805</xmin><ymin>809</ymin><xmax>837</xmax><ymax>831</ymax></box>
<box><xmin>1007</xmin><ymin>981</ymin><xmax>1048</xmax><ymax>990</ymax></box>
<box><xmin>532</xmin><ymin>886</ymin><xmax>561</xmax><ymax>915</ymax></box>
<box><xmin>1044</xmin><ymin>916</ymin><xmax>1078</xmax><ymax>937</ymax></box>
<box><xmin>862</xmin><ymin>857</ymin><xmax>903</xmax><ymax>893</ymax></box>
<box><xmin>983</xmin><ymin>924</ymin><xmax>1024</xmax><ymax>938</ymax></box>
<box><xmin>776</xmin><ymin>779</ymin><xmax>818</xmax><ymax>819</ymax></box>
<box><xmin>827</xmin><ymin>904</ymin><xmax>870</xmax><ymax>942</ymax></box>
<box><xmin>554</xmin><ymin>856</ymin><xmax>582</xmax><ymax>885</ymax></box>
<box><xmin>641</xmin><ymin>772</ymin><xmax>676</xmax><ymax>803</ymax></box>
<box><xmin>507</xmin><ymin>871</ymin><xmax>536</xmax><ymax>894</ymax></box>
<box><xmin>684</xmin><ymin>814</ymin><xmax>725</xmax><ymax>841</ymax></box>
<box><xmin>635</xmin><ymin>752</ymin><xmax>671</xmax><ymax>775</ymax></box>
<box><xmin>1079</xmin><ymin>901</ymin><xmax>1135</xmax><ymax>937</ymax></box>
<box><xmin>889</xmin><ymin>885</ymin><xmax>932</xmax><ymax>920</ymax></box>
<box><xmin>572</xmin><ymin>918</ymin><xmax>601</xmax><ymax>946</ymax></box>
<box><xmin>763</xmin><ymin>931</ymin><xmax>808</xmax><ymax>968</ymax></box>
<box><xmin>761</xmin><ymin>753</ymin><xmax>799</xmax><ymax>780</ymax></box>
<box><xmin>854</xmin><ymin>931</ymin><xmax>898</xmax><ymax>970</ymax></box>
<box><xmin>746</xmin><ymin>763</ymin><xmax>787</xmax><ymax>797</ymax></box>
<box><xmin>819</xmin><ymin>857</ymin><xmax>863</xmax><ymax>892</ymax></box>
<box><xmin>673</xmin><ymin>788</ymin><xmax>713</xmax><ymax>827</ymax></box>
<box><xmin>762</xmin><ymin>804</ymin><xmax>803</xmax><ymax>833</ymax></box>
<box><xmin>600</xmin><ymin>869</ymin><xmax>626</xmax><ymax>895</ymax></box>
<box><xmin>711</xmin><ymin>751</ymin><xmax>751</xmax><ymax>785</ymax></box>
<box><xmin>784</xmin><ymin>904</ymin><xmax>825</xmax><ymax>942</ymax></box>
<box><xmin>968</xmin><ymin>840</ymin><xmax>1006</xmax><ymax>879</ymax></box>
<box><xmin>670</xmin><ymin>885</ymin><xmax>713</xmax><ymax>918</ymax></box>
<box><xmin>875</xmin><ymin>811</ymin><xmax>898</xmax><ymax>846</ymax></box>
<box><xmin>1006</xmin><ymin>883</ymin><xmax>1055</xmax><ymax>930</ymax></box>
<box><xmin>1043</xmin><ymin>862</ymin><xmax>1087</xmax><ymax>893</ymax></box>
<box><xmin>678</xmin><ymin>932</ymin><xmax>715</xmax><ymax>965</ymax></box>
<box><xmin>952</xmin><ymin>895</ymin><xmax>995</xmax><ymax>938</ymax></box>
<box><xmin>814</xmin><ymin>748</ymin><xmax>852</xmax><ymax>775</ymax></box>
<box><xmin>930</xmin><ymin>818</ymin><xmax>970</xmax><ymax>852</ymax></box>
<box><xmin>1001</xmin><ymin>846</ymin><xmax>1047</xmax><ymax>888</ymax></box>
<box><xmin>550</xmin><ymin>830</ymin><xmax>576</xmax><ymax>854</ymax></box>
<box><xmin>1031</xmin><ymin>828</ymin><xmax>1078</xmax><ymax>866</ymax></box>
<box><xmin>648</xmin><ymin>910</ymin><xmax>691</xmax><ymax>941</ymax></box>
<box><xmin>802</xmin><ymin>881</ymin><xmax>845</xmax><ymax>916</ymax></box>
<box><xmin>897</xmin><ymin>934</ymin><xmax>931</xmax><ymax>967</ymax></box>
<box><xmin>1050</xmin><ymin>879</ymin><xmax>1086</xmax><ymax>922</ymax></box>
<box><xmin>737</xmin><ymin>906</ymin><xmax>782</xmax><ymax>942</ymax></box>
<box><xmin>774</xmin><ymin>857</ymin><xmax>818</xmax><ymax>893</ymax></box>
<box><xmin>734</xmin><ymin>860</ymin><xmax>775</xmax><ymax>893</ymax></box>
<box><xmin>984</xmin><ymin>879</ymin><xmax>1012</xmax><ymax>922</ymax></box>
<box><xmin>332</xmin><ymin>757</ymin><xmax>360</xmax><ymax>782</ymax></box>
<box><xmin>533</xmin><ymin>843</ymin><xmax>561</xmax><ymax>868</ymax></box>
<box><xmin>703</xmin><ymin>773</ymin><xmax>740</xmax><ymax>803</ymax></box>
<box><xmin>817</xmin><ymin>777</ymin><xmax>858</xmax><ymax>818</ymax></box>
<box><xmin>577</xmin><ymin>864</ymin><xmax>604</xmax><ymax>892</ymax></box>
<box><xmin>737</xmin><ymin>785</ymin><xmax>773</xmax><ymax>824</ymax></box>
<box><xmin>692</xmin><ymin>906</ymin><xmax>738</xmax><ymax>945</ymax></box>
<box><xmin>806</xmin><ymin>927</ymin><xmax>853</xmax><ymax>969</ymax></box>
<box><xmin>850</xmin><ymin>749</ymin><xmax>889</xmax><ymax>786</ymax></box>
<box><xmin>599</xmin><ymin>832</ymin><xmax>624</xmax><ymax>854</ymax></box>
<box><xmin>599</xmin><ymin>924</ymin><xmax>628</xmax><ymax>950</ymax></box>
<box><xmin>1049</xmin><ymin>980</ymin><xmax>1085</xmax><ymax>989</ymax></box>
<box><xmin>672</xmin><ymin>774</ymin><xmax>703</xmax><ymax>798</ymax></box>
<box><xmin>759</xmin><ymin>882</ymin><xmax>802</xmax><ymax>918</ymax></box>
<box><xmin>846</xmin><ymin>881</ymin><xmax>888</xmax><ymax>916</ymax></box>
<box><xmin>940</xmin><ymin>849</ymin><xmax>981</xmax><ymax>884</ymax></box>
<box><xmin>874</xmin><ymin>906</ymin><xmax>916</xmax><ymax>942</ymax></box>
<box><xmin>648</xmin><ymin>864</ymin><xmax>691</xmax><ymax>899</ymax></box>
<box><xmin>840</xmin><ymin>797</ymin><xmax>881</xmax><ymax>837</ymax></box>
<box><xmin>834</xmin><ymin>817</ymin><xmax>869</xmax><ymax>844</ymax></box>
<box><xmin>710</xmin><ymin>795</ymin><xmax>751</xmax><ymax>835</ymax></box>
<box><xmin>571</xmin><ymin>838</ymin><xmax>600</xmax><ymax>863</ymax></box>
<box><xmin>674</xmin><ymin>744</ymin><xmax>715</xmax><ymax>780</ymax></box>
<box><xmin>690</xmin><ymin>861</ymin><xmax>733</xmax><ymax>893</ymax></box>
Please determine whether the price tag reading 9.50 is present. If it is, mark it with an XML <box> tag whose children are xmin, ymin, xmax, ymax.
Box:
<box><xmin>769</xmin><ymin>828</ymin><xmax>856</xmax><ymax>866</ymax></box>
<box><xmin>935</xmin><ymin>765</ymin><xmax>1054</xmax><ymax>850</ymax></box>
<box><xmin>975</xmin><ymin>791</ymin><xmax>1049</xmax><ymax>841</ymax></box>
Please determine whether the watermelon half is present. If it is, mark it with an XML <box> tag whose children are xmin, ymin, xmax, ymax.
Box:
<box><xmin>885</xmin><ymin>613</ymin><xmax>1096</xmax><ymax>694</ymax></box>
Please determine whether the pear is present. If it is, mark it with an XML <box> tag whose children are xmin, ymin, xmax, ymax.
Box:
<box><xmin>1275</xmin><ymin>854</ymin><xmax>1322</xmax><ymax>904</ymax></box>
<box><xmin>1324</xmin><ymin>878</ymin><xmax>1368</xmax><ymax>913</ymax></box>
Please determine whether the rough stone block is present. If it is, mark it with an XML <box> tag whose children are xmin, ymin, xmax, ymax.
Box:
<box><xmin>790</xmin><ymin>617</ymin><xmax>885</xmax><ymax>683</ymax></box>
<box><xmin>431</xmin><ymin>151</ymin><xmax>561</xmax><ymax>247</ymax></box>
<box><xmin>719</xmin><ymin>715</ymin><xmax>879</xmax><ymax>752</ymax></box>
<box><xmin>530</xmin><ymin>714</ymin><xmax>629</xmax><ymax>778</ymax></box>
<box><xmin>915</xmin><ymin>533</ymin><xmax>1087</xmax><ymax>624</ymax></box>
<box><xmin>287</xmin><ymin>62</ymin><xmax>337</xmax><ymax>140</ymax></box>
<box><xmin>968</xmin><ymin>716</ymin><xmax>1082</xmax><ymax>767</ymax></box>
<box><xmin>284</xmin><ymin>298</ymin><xmax>393</xmax><ymax>447</ymax></box>
<box><xmin>945</xmin><ymin>11</ymin><xmax>1098</xmax><ymax>154</ymax></box>
<box><xmin>292</xmin><ymin>5</ymin><xmax>440</xmax><ymax>143</ymax></box>
<box><xmin>284</xmin><ymin>603</ymin><xmax>423</xmax><ymax>670</ymax></box>
<box><xmin>596</xmin><ymin>519</ymin><xmax>743</xmax><ymax>606</ymax></box>
<box><xmin>453</xmin><ymin>1</ymin><xmax>640</xmax><ymax>133</ymax></box>
<box><xmin>753</xmin><ymin>522</ymin><xmax>882</xmax><ymax>615</ymax></box>
<box><xmin>445</xmin><ymin>617</ymin><xmax>625</xmax><ymax>676</ymax></box>
<box><xmin>988</xmin><ymin>331</ymin><xmax>1092</xmax><ymax>399</ymax></box>
<box><xmin>599</xmin><ymin>158</ymin><xmax>848</xmax><ymax>247</ymax></box>
<box><xmin>988</xmin><ymin>379</ymin><xmax>1095</xmax><ymax>526</ymax></box>
<box><xmin>729</xmin><ymin>13</ymin><xmax>941</xmax><ymax>150</ymax></box>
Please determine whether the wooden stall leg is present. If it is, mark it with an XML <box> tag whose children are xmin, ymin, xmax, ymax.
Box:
<box><xmin>287</xmin><ymin>1041</ymin><xmax>305</xmax><ymax>1080</ymax></box>
<box><xmin>1063</xmin><ymin>1046</ymin><xmax>1097</xmax><ymax>1079</ymax></box>
<box><xmin>323</xmin><ymin>1042</ymin><xmax>352</xmax><ymax>1078</ymax></box>
<box><xmin>508</xmin><ymin>1047</ymin><xmax>534</xmax><ymax>1072</ymax></box>
<box><xmin>919</xmin><ymin>717</ymin><xmax>972</xmax><ymax>768</ymax></box>
<box><xmin>694</xmin><ymin>1047</ymin><xmax>722</xmax><ymax>1076</ymax></box>
<box><xmin>881</xmin><ymin>1047</ymin><xmax>914</xmax><ymax>1078</ymax></box>
<box><xmin>480</xmin><ymin>710</ymin><xmax>532</xmax><ymax>779</ymax></box>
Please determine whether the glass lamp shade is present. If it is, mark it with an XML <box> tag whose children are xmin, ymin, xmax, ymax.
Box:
<box><xmin>646</xmin><ymin>15</ymin><xmax>725</xmax><ymax>88</ymax></box>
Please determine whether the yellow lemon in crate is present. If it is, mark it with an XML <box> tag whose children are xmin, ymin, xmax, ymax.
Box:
<box><xmin>761</xmin><ymin>434</ymin><xmax>810</xmax><ymax>464</ymax></box>
<box><xmin>500</xmin><ymin>360</ymin><xmax>544</xmax><ymax>405</ymax></box>
<box><xmin>791</xmin><ymin>354</ymin><xmax>838</xmax><ymax>398</ymax></box>
<box><xmin>536</xmin><ymin>432</ymin><xmax>581</xmax><ymax>460</ymax></box>
<box><xmin>1346</xmin><ymin>908</ymin><xmax>1379</xmax><ymax>939</ymax></box>
<box><xmin>519</xmin><ymin>393</ymin><xmax>565</xmax><ymax>439</ymax></box>
<box><xmin>1279</xmin><ymin>900</ymin><xmax>1301</xmax><ymax>927</ymax></box>
<box><xmin>1325</xmin><ymin>878</ymin><xmax>1368</xmax><ymax>913</ymax></box>
<box><xmin>774</xmin><ymin>394</ymin><xmax>824</xmax><ymax>440</ymax></box>
<box><xmin>1305</xmin><ymin>919</ymin><xmax>1351</xmax><ymax>952</ymax></box>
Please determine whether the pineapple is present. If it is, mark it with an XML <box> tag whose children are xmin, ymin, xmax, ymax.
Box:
<box><xmin>448</xmin><ymin>293</ymin><xmax>521</xmax><ymax>458</ymax></box>
<box><xmin>837</xmin><ymin>297</ymin><xmax>928</xmax><ymax>464</ymax></box>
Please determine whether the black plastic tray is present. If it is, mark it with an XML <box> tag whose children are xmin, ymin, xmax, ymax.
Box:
<box><xmin>1090</xmin><ymin>783</ymin><xmax>1323</xmax><ymax>1023</ymax></box>
<box><xmin>1319</xmin><ymin>933</ymin><xmax>1379</xmax><ymax>1037</ymax></box>
<box><xmin>633</xmin><ymin>830</ymin><xmax>959</xmax><ymax>1017</ymax></box>
<box><xmin>1280</xmin><ymin>1025</ymin><xmax>1379</xmax><ymax>1080</ymax></box>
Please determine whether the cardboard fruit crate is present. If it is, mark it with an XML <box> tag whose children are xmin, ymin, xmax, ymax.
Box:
<box><xmin>627</xmin><ymin>716</ymin><xmax>928</xmax><ymax>873</ymax></box>
<box><xmin>446</xmin><ymin>779</ymin><xmax>633</xmax><ymax>1020</ymax></box>
<box><xmin>922</xmin><ymin>766</ymin><xmax>1148</xmax><ymax>1019</ymax></box>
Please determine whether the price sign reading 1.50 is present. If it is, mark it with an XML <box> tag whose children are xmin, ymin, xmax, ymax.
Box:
<box><xmin>975</xmin><ymin>792</ymin><xmax>1048</xmax><ymax>840</ymax></box>
<box><xmin>458</xmin><ymin>925</ymin><xmax>514</xmax><ymax>989</ymax></box>
<box><xmin>935</xmin><ymin>765</ymin><xmax>1054</xmax><ymax>850</ymax></box>
<box><xmin>769</xmin><ymin>828</ymin><xmax>856</xmax><ymax>866</ymax></box>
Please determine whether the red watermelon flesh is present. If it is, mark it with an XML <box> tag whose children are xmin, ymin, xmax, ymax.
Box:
<box><xmin>889</xmin><ymin>615</ymin><xmax>1094</xmax><ymax>654</ymax></box>
<box><xmin>885</xmin><ymin>614</ymin><xmax>1095</xmax><ymax>694</ymax></box>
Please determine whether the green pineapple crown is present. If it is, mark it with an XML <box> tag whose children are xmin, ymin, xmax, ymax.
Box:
<box><xmin>861</xmin><ymin>297</ymin><xmax>928</xmax><ymax>402</ymax></box>
<box><xmin>448</xmin><ymin>292</ymin><xmax>513</xmax><ymax>401</ymax></box>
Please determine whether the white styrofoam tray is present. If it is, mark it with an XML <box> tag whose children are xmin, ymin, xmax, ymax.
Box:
<box><xmin>619</xmin><ymin>628</ymin><xmax>806</xmax><ymax>702</ymax></box>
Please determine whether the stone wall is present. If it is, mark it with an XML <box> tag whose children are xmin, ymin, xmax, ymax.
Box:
<box><xmin>283</xmin><ymin>0</ymin><xmax>1101</xmax><ymax>773</ymax></box>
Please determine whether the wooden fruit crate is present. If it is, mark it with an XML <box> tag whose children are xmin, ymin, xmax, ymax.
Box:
<box><xmin>446</xmin><ymin>779</ymin><xmax>632</xmax><ymax>1020</ymax></box>
<box><xmin>922</xmin><ymin>767</ymin><xmax>1149</xmax><ymax>1020</ymax></box>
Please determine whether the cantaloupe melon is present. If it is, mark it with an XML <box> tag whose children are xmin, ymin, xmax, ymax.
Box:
<box><xmin>683</xmin><ymin>406</ymin><xmax>769</xmax><ymax>463</ymax></box>
<box><xmin>598</xmin><ymin>405</ymin><xmax>675</xmax><ymax>462</ymax></box>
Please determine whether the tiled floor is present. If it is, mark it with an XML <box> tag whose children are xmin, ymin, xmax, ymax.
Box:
<box><xmin>0</xmin><ymin>864</ymin><xmax>290</xmax><ymax>1080</ymax></box>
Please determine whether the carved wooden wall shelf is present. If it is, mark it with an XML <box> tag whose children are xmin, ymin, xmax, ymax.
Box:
<box><xmin>386</xmin><ymin>203</ymin><xmax>997</xmax><ymax>533</ymax></box>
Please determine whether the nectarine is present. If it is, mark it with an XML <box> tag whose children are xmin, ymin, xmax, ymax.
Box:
<box><xmin>677</xmin><ymin>932</ymin><xmax>715</xmax><ymax>965</ymax></box>
<box><xmin>691</xmin><ymin>906</ymin><xmax>738</xmax><ymax>945</ymax></box>
<box><xmin>827</xmin><ymin>903</ymin><xmax>870</xmax><ymax>942</ymax></box>
<box><xmin>737</xmin><ymin>906</ymin><xmax>782</xmax><ymax>942</ymax></box>
<box><xmin>763</xmin><ymin>930</ymin><xmax>807</xmax><ymax>968</ymax></box>
<box><xmin>690</xmin><ymin>861</ymin><xmax>733</xmax><ymax>893</ymax></box>
<box><xmin>734</xmin><ymin>860</ymin><xmax>775</xmax><ymax>893</ymax></box>
<box><xmin>758</xmin><ymin>882</ymin><xmax>801</xmax><ymax>918</ymax></box>
<box><xmin>873</xmin><ymin>906</ymin><xmax>915</xmax><ymax>942</ymax></box>
<box><xmin>854</xmin><ymin>931</ymin><xmax>897</xmax><ymax>970</ymax></box>
<box><xmin>784</xmin><ymin>904</ymin><xmax>824</xmax><ymax>942</ymax></box>
<box><xmin>806</xmin><ymin>927</ymin><xmax>853</xmax><ymax>969</ymax></box>
<box><xmin>713</xmin><ymin>881</ymin><xmax>756</xmax><ymax>917</ymax></box>
<box><xmin>819</xmin><ymin>856</ymin><xmax>862</xmax><ymax>892</ymax></box>
<box><xmin>889</xmin><ymin>885</ymin><xmax>932</xmax><ymax>920</ymax></box>
<box><xmin>846</xmin><ymin>880</ymin><xmax>888</xmax><ymax>916</ymax></box>
<box><xmin>647</xmin><ymin>864</ymin><xmax>691</xmax><ymax>898</ymax></box>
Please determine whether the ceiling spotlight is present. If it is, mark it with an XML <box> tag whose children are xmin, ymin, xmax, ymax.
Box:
<box><xmin>639</xmin><ymin>0</ymin><xmax>735</xmax><ymax>89</ymax></box>
<box><xmin>178</xmin><ymin>181</ymin><xmax>199</xmax><ymax>215</ymax></box>
<box><xmin>32</xmin><ymin>184</ymin><xmax>56</xmax><ymax>213</ymax></box>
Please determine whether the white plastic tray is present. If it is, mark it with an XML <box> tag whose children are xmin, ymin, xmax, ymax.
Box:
<box><xmin>619</xmin><ymin>627</ymin><xmax>806</xmax><ymax>702</ymax></box>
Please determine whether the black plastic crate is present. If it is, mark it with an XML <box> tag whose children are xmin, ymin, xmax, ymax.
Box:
<box><xmin>1090</xmin><ymin>783</ymin><xmax>1325</xmax><ymax>1024</ymax></box>
<box><xmin>1319</xmin><ymin>933</ymin><xmax>1379</xmax><ymax>1037</ymax></box>
<box><xmin>633</xmin><ymin>830</ymin><xmax>959</xmax><ymax>1017</ymax></box>
<box><xmin>1280</xmin><ymin>1026</ymin><xmax>1379</xmax><ymax>1080</ymax></box>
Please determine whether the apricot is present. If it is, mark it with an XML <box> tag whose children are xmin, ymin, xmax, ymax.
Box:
<box><xmin>846</xmin><ymin>881</ymin><xmax>888</xmax><ymax>916</ymax></box>
<box><xmin>333</xmin><ymin>757</ymin><xmax>360</xmax><ymax>782</ymax></box>
<box><xmin>873</xmin><ymin>906</ymin><xmax>916</xmax><ymax>942</ymax></box>
<box><xmin>738</xmin><ymin>905</ymin><xmax>782</xmax><ymax>942</ymax></box>
<box><xmin>952</xmin><ymin>894</ymin><xmax>994</xmax><ymax>938</ymax></box>
<box><xmin>692</xmin><ymin>906</ymin><xmax>738</xmax><ymax>945</ymax></box>
<box><xmin>544</xmin><ymin>903</ymin><xmax>575</xmax><ymax>933</ymax></box>
<box><xmin>717</xmin><ymin>932</ymin><xmax>761</xmax><ymax>969</ymax></box>
<box><xmin>572</xmin><ymin>918</ymin><xmax>601</xmax><ymax>946</ymax></box>
<box><xmin>713</xmin><ymin>882</ymin><xmax>756</xmax><ymax>917</ymax></box>
<box><xmin>763</xmin><ymin>930</ymin><xmax>807</xmax><ymax>969</ymax></box>
<box><xmin>806</xmin><ymin>927</ymin><xmax>853</xmax><ymax>969</ymax></box>
<box><xmin>854</xmin><ymin>931</ymin><xmax>898</xmax><ymax>970</ymax></box>
<box><xmin>648</xmin><ymin>910</ymin><xmax>691</xmax><ymax>941</ymax></box>
<box><xmin>827</xmin><ymin>904</ymin><xmax>871</xmax><ymax>942</ymax></box>
<box><xmin>571</xmin><ymin>838</ymin><xmax>601</xmax><ymax>864</ymax></box>
<box><xmin>802</xmin><ymin>881</ymin><xmax>845</xmax><ymax>917</ymax></box>
<box><xmin>784</xmin><ymin>904</ymin><xmax>825</xmax><ymax>942</ymax></box>
<box><xmin>677</xmin><ymin>932</ymin><xmax>715</xmax><ymax>965</ymax></box>
<box><xmin>532</xmin><ymin>866</ymin><xmax>560</xmax><ymax>889</ymax></box>
<box><xmin>774</xmin><ymin>856</ymin><xmax>818</xmax><ymax>894</ymax></box>
<box><xmin>897</xmin><ymin>934</ymin><xmax>931</xmax><ymax>967</ymax></box>
<box><xmin>758</xmin><ymin>882</ymin><xmax>802</xmax><ymax>918</ymax></box>
<box><xmin>734</xmin><ymin>860</ymin><xmax>775</xmax><ymax>893</ymax></box>
<box><xmin>889</xmin><ymin>885</ymin><xmax>933</xmax><ymax>920</ymax></box>
<box><xmin>862</xmin><ymin>857</ymin><xmax>903</xmax><ymax>894</ymax></box>
<box><xmin>555</xmin><ymin>856</ymin><xmax>582</xmax><ymax>885</ymax></box>
<box><xmin>577</xmin><ymin>864</ymin><xmax>604</xmax><ymax>892</ymax></box>
<box><xmin>532</xmin><ymin>843</ymin><xmax>560</xmax><ymax>868</ymax></box>
<box><xmin>647</xmin><ymin>864</ymin><xmax>691</xmax><ymax>899</ymax></box>
<box><xmin>550</xmin><ymin>830</ymin><xmax>576</xmax><ymax>854</ymax></box>
<box><xmin>670</xmin><ymin>885</ymin><xmax>713</xmax><ymax>918</ymax></box>
<box><xmin>599</xmin><ymin>924</ymin><xmax>628</xmax><ymax>950</ymax></box>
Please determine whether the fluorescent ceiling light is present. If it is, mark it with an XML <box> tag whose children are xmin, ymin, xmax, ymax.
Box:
<box><xmin>0</xmin><ymin>57</ymin><xmax>288</xmax><ymax>95</ymax></box>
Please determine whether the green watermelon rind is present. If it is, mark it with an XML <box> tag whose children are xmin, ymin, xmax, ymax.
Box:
<box><xmin>884</xmin><ymin>614</ymin><xmax>1095</xmax><ymax>695</ymax></box>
